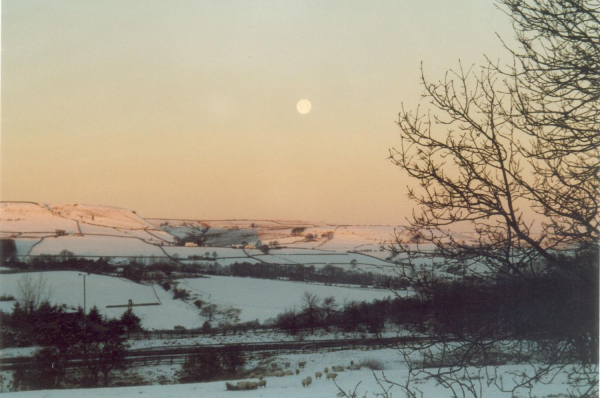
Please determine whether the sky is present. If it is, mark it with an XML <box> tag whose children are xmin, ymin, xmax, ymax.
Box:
<box><xmin>1</xmin><ymin>1</ymin><xmax>516</xmax><ymax>224</ymax></box>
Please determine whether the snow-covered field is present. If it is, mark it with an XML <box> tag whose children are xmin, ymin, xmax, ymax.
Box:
<box><xmin>0</xmin><ymin>271</ymin><xmax>195</xmax><ymax>330</ymax></box>
<box><xmin>178</xmin><ymin>275</ymin><xmax>394</xmax><ymax>323</ymax></box>
<box><xmin>2</xmin><ymin>202</ymin><xmax>460</xmax><ymax>276</ymax></box>
<box><xmin>0</xmin><ymin>347</ymin><xmax>576</xmax><ymax>398</ymax></box>
<box><xmin>0</xmin><ymin>271</ymin><xmax>395</xmax><ymax>329</ymax></box>
<box><xmin>28</xmin><ymin>236</ymin><xmax>167</xmax><ymax>257</ymax></box>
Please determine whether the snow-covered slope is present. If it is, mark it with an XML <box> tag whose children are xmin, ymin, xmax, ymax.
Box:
<box><xmin>1</xmin><ymin>202</ymin><xmax>464</xmax><ymax>274</ymax></box>
<box><xmin>1</xmin><ymin>202</ymin><xmax>175</xmax><ymax>242</ymax></box>
<box><xmin>1</xmin><ymin>202</ymin><xmax>175</xmax><ymax>257</ymax></box>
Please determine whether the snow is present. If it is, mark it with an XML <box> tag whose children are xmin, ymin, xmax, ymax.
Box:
<box><xmin>257</xmin><ymin>252</ymin><xmax>392</xmax><ymax>266</ymax></box>
<box><xmin>1</xmin><ymin>202</ymin><xmax>176</xmax><ymax>251</ymax></box>
<box><xmin>126</xmin><ymin>328</ymin><xmax>413</xmax><ymax>351</ymax></box>
<box><xmin>177</xmin><ymin>275</ymin><xmax>394</xmax><ymax>323</ymax></box>
<box><xmin>207</xmin><ymin>258</ymin><xmax>264</xmax><ymax>266</ymax></box>
<box><xmin>28</xmin><ymin>236</ymin><xmax>166</xmax><ymax>257</ymax></box>
<box><xmin>12</xmin><ymin>238</ymin><xmax>44</xmax><ymax>256</ymax></box>
<box><xmin>0</xmin><ymin>202</ymin><xmax>78</xmax><ymax>235</ymax></box>
<box><xmin>0</xmin><ymin>350</ymin><xmax>576</xmax><ymax>398</ymax></box>
<box><xmin>0</xmin><ymin>346</ymin><xmax>37</xmax><ymax>358</ymax></box>
<box><xmin>49</xmin><ymin>204</ymin><xmax>160</xmax><ymax>231</ymax></box>
<box><xmin>4</xmin><ymin>204</ymin><xmax>459</xmax><ymax>277</ymax></box>
<box><xmin>0</xmin><ymin>271</ymin><xmax>395</xmax><ymax>330</ymax></box>
<box><xmin>0</xmin><ymin>271</ymin><xmax>198</xmax><ymax>330</ymax></box>
<box><xmin>163</xmin><ymin>247</ymin><xmax>248</xmax><ymax>259</ymax></box>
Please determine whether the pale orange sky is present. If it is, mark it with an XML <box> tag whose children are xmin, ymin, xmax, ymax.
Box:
<box><xmin>1</xmin><ymin>1</ymin><xmax>515</xmax><ymax>224</ymax></box>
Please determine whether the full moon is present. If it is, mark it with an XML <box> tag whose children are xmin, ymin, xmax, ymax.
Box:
<box><xmin>296</xmin><ymin>99</ymin><xmax>312</xmax><ymax>115</ymax></box>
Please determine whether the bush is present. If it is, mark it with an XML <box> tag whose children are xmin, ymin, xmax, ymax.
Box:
<box><xmin>179</xmin><ymin>348</ymin><xmax>246</xmax><ymax>383</ymax></box>
<box><xmin>0</xmin><ymin>294</ymin><xmax>15</xmax><ymax>301</ymax></box>
<box><xmin>120</xmin><ymin>309</ymin><xmax>143</xmax><ymax>332</ymax></box>
<box><xmin>172</xmin><ymin>286</ymin><xmax>190</xmax><ymax>300</ymax></box>
<box><xmin>0</xmin><ymin>239</ymin><xmax>16</xmax><ymax>264</ymax></box>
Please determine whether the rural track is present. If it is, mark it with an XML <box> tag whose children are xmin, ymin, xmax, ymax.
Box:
<box><xmin>0</xmin><ymin>336</ymin><xmax>431</xmax><ymax>371</ymax></box>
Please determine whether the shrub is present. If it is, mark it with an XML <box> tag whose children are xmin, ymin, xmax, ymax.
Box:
<box><xmin>173</xmin><ymin>286</ymin><xmax>190</xmax><ymax>300</ymax></box>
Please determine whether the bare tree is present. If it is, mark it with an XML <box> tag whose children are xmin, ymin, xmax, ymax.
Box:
<box><xmin>202</xmin><ymin>303</ymin><xmax>218</xmax><ymax>321</ymax></box>
<box><xmin>17</xmin><ymin>273</ymin><xmax>51</xmax><ymax>313</ymax></box>
<box><xmin>301</xmin><ymin>291</ymin><xmax>321</xmax><ymax>334</ymax></box>
<box><xmin>382</xmin><ymin>0</ymin><xmax>598</xmax><ymax>397</ymax></box>
<box><xmin>497</xmin><ymin>0</ymin><xmax>600</xmax><ymax>253</ymax></box>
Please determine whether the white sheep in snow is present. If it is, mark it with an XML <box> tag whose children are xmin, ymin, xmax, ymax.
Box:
<box><xmin>301</xmin><ymin>376</ymin><xmax>313</xmax><ymax>387</ymax></box>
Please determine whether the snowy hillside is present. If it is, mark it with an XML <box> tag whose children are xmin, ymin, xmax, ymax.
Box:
<box><xmin>0</xmin><ymin>202</ymin><xmax>175</xmax><ymax>257</ymax></box>
<box><xmin>0</xmin><ymin>202</ymin><xmax>175</xmax><ymax>243</ymax></box>
<box><xmin>0</xmin><ymin>202</ymin><xmax>467</xmax><ymax>278</ymax></box>
<box><xmin>149</xmin><ymin>218</ymin><xmax>437</xmax><ymax>256</ymax></box>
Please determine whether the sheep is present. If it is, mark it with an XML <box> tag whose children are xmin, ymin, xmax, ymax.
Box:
<box><xmin>326</xmin><ymin>372</ymin><xmax>338</xmax><ymax>381</ymax></box>
<box><xmin>258</xmin><ymin>375</ymin><xmax>264</xmax><ymax>381</ymax></box>
<box><xmin>285</xmin><ymin>362</ymin><xmax>291</xmax><ymax>368</ymax></box>
<box><xmin>301</xmin><ymin>376</ymin><xmax>313</xmax><ymax>387</ymax></box>
<box><xmin>285</xmin><ymin>370</ymin><xmax>293</xmax><ymax>376</ymax></box>
<box><xmin>315</xmin><ymin>372</ymin><xmax>322</xmax><ymax>379</ymax></box>
<box><xmin>324</xmin><ymin>367</ymin><xmax>329</xmax><ymax>373</ymax></box>
<box><xmin>237</xmin><ymin>381</ymin><xmax>250</xmax><ymax>390</ymax></box>
<box><xmin>257</xmin><ymin>380</ymin><xmax>267</xmax><ymax>388</ymax></box>
<box><xmin>299</xmin><ymin>361</ymin><xmax>307</xmax><ymax>368</ymax></box>
<box><xmin>225</xmin><ymin>382</ymin><xmax>238</xmax><ymax>391</ymax></box>
<box><xmin>275</xmin><ymin>370</ymin><xmax>285</xmax><ymax>377</ymax></box>
<box><xmin>295</xmin><ymin>369</ymin><xmax>300</xmax><ymax>375</ymax></box>
<box><xmin>332</xmin><ymin>365</ymin><xmax>344</xmax><ymax>372</ymax></box>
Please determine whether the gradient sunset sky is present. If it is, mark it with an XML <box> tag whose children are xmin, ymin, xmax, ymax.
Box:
<box><xmin>2</xmin><ymin>1</ymin><xmax>515</xmax><ymax>224</ymax></box>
